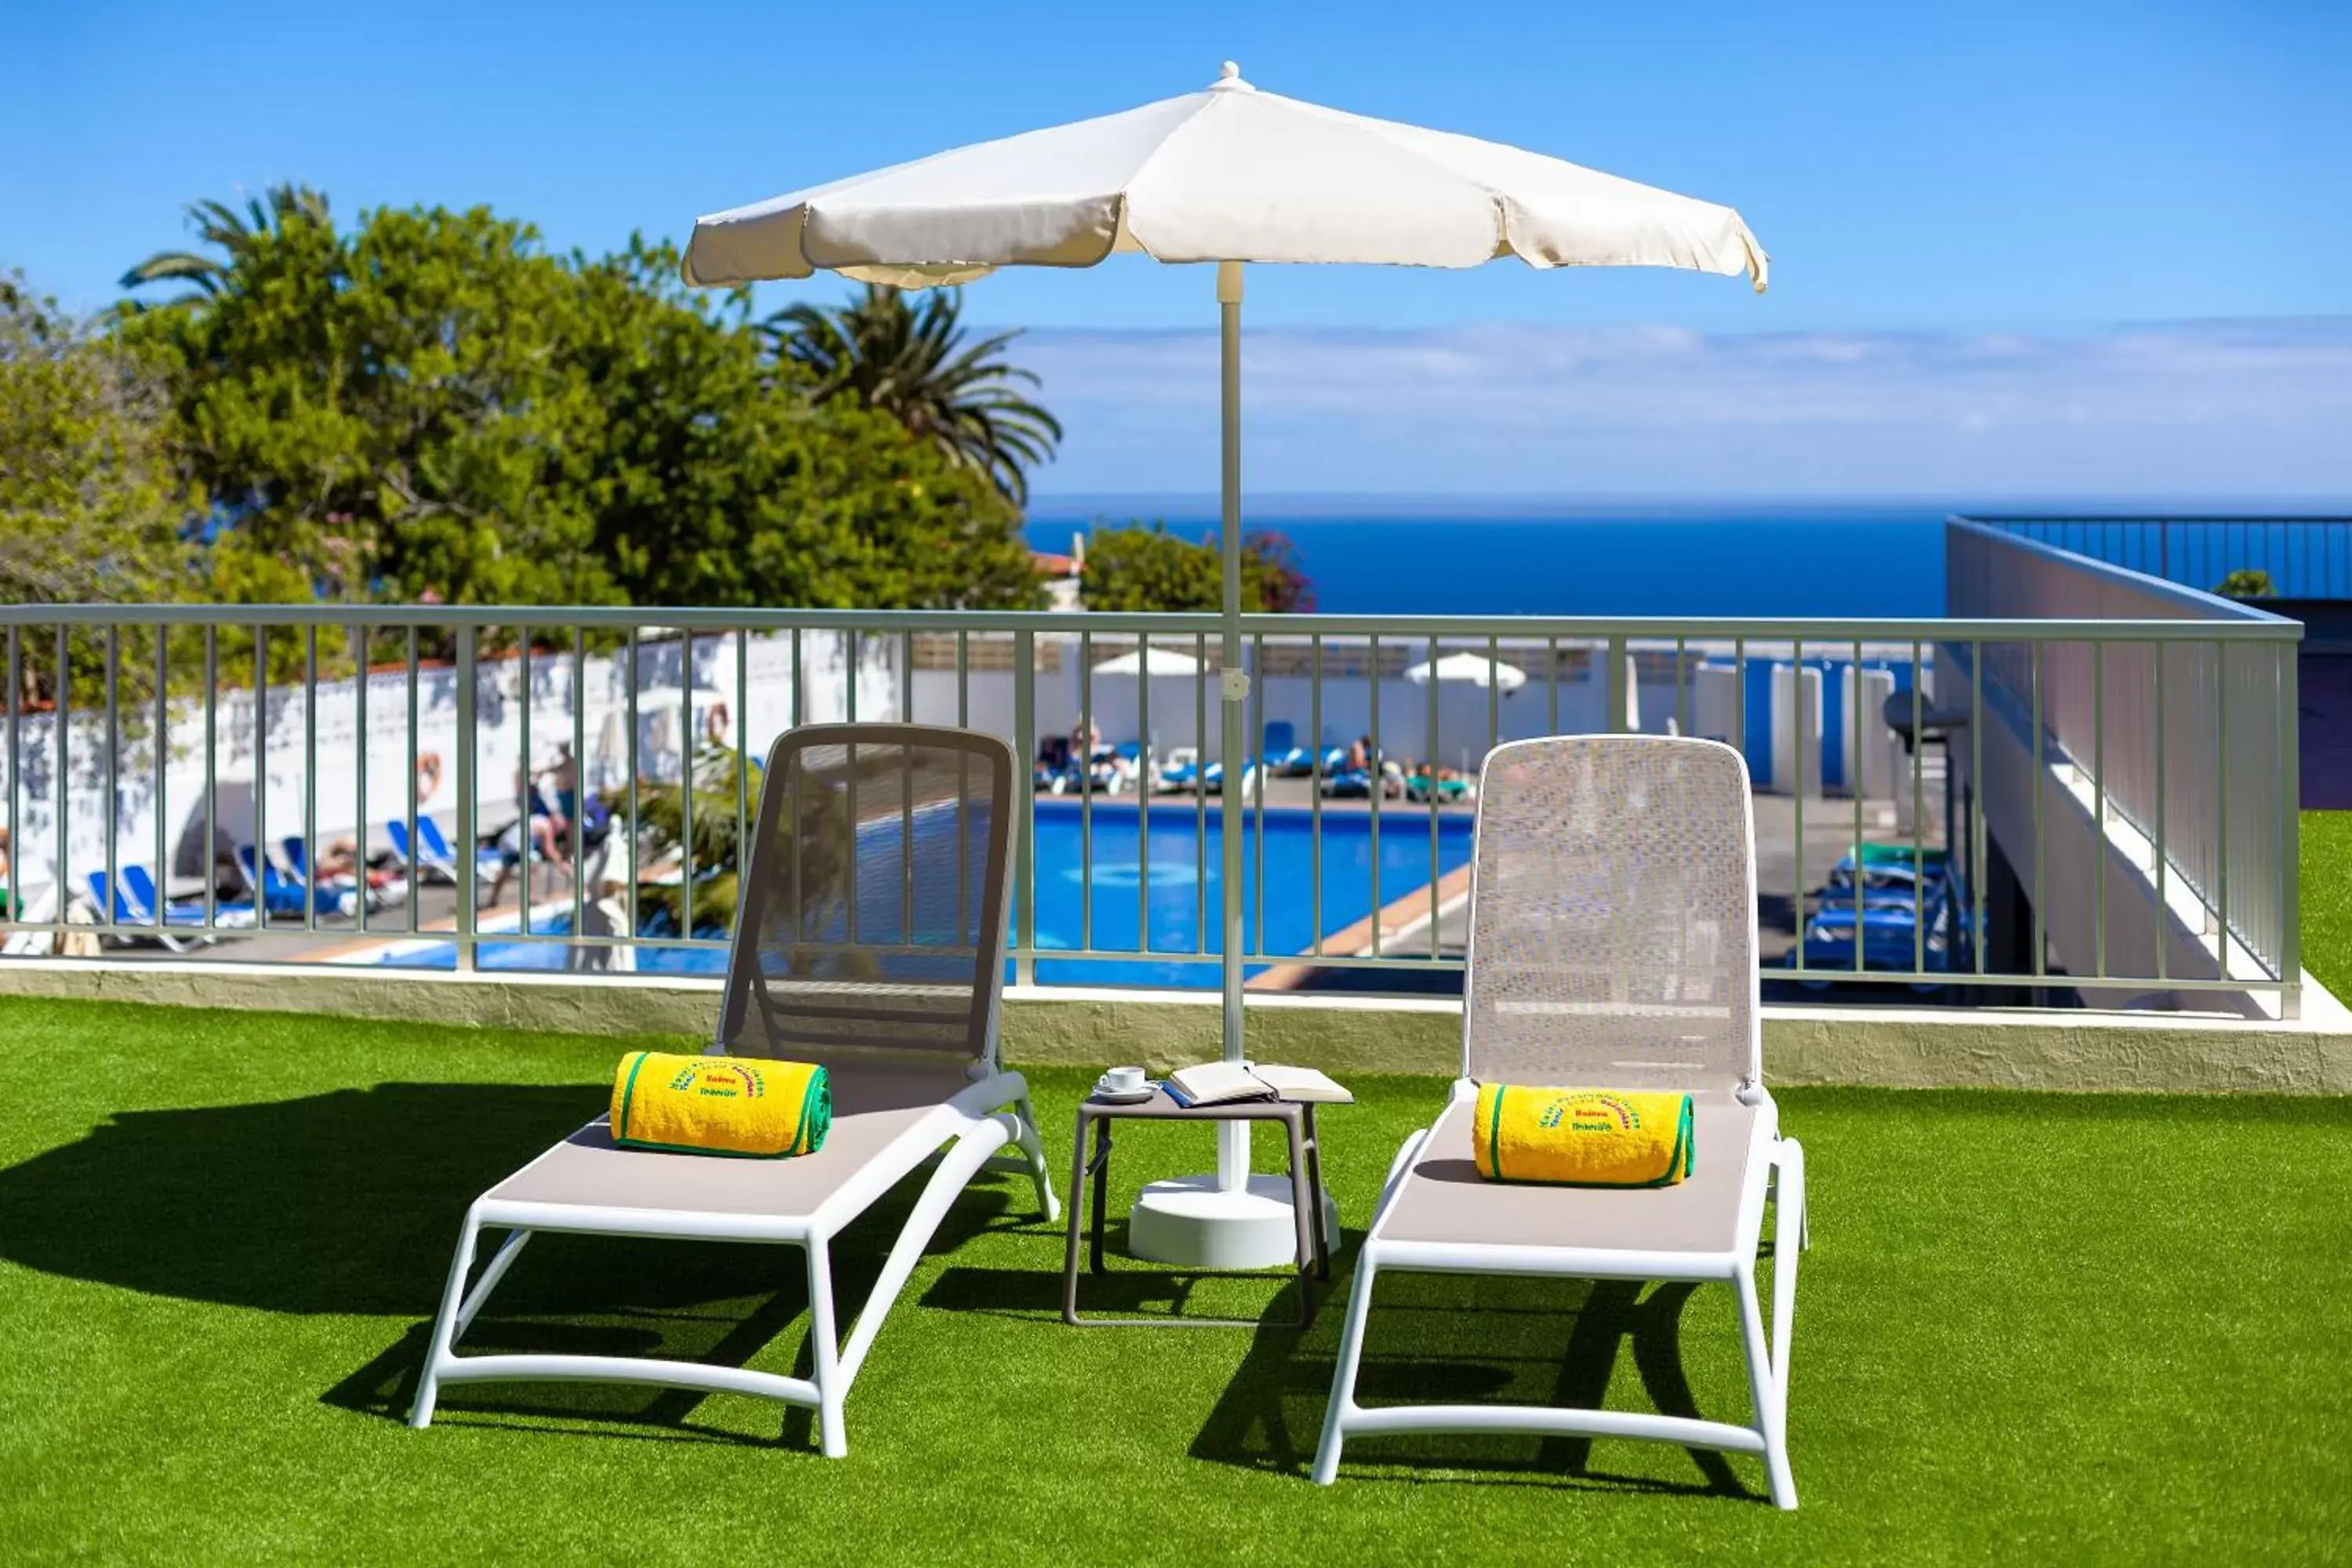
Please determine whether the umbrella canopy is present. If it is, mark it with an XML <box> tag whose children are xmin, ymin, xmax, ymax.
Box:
<box><xmin>684</xmin><ymin>64</ymin><xmax>1764</xmax><ymax>289</ymax></box>
<box><xmin>1093</xmin><ymin>645</ymin><xmax>1203</xmax><ymax>677</ymax></box>
<box><xmin>682</xmin><ymin>61</ymin><xmax>1763</xmax><ymax>1097</ymax></box>
<box><xmin>1404</xmin><ymin>651</ymin><xmax>1527</xmax><ymax>692</ymax></box>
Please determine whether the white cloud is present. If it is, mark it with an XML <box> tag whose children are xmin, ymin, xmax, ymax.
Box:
<box><xmin>1018</xmin><ymin>318</ymin><xmax>2352</xmax><ymax>498</ymax></box>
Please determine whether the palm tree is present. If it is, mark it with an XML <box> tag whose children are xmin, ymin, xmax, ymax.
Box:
<box><xmin>119</xmin><ymin>183</ymin><xmax>332</xmax><ymax>303</ymax></box>
<box><xmin>764</xmin><ymin>284</ymin><xmax>1062</xmax><ymax>503</ymax></box>
<box><xmin>621</xmin><ymin>739</ymin><xmax>760</xmax><ymax>936</ymax></box>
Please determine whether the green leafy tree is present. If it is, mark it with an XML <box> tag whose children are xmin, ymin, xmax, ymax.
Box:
<box><xmin>765</xmin><ymin>283</ymin><xmax>1062</xmax><ymax>503</ymax></box>
<box><xmin>1077</xmin><ymin>522</ymin><xmax>1317</xmax><ymax>613</ymax></box>
<box><xmin>0</xmin><ymin>273</ymin><xmax>194</xmax><ymax>606</ymax></box>
<box><xmin>573</xmin><ymin>242</ymin><xmax>1042</xmax><ymax>612</ymax></box>
<box><xmin>0</xmin><ymin>274</ymin><xmax>204</xmax><ymax>705</ymax></box>
<box><xmin>116</xmin><ymin>195</ymin><xmax>1042</xmax><ymax>615</ymax></box>
<box><xmin>2216</xmin><ymin>568</ymin><xmax>2276</xmax><ymax>599</ymax></box>
<box><xmin>124</xmin><ymin>203</ymin><xmax>624</xmax><ymax>607</ymax></box>
<box><xmin>119</xmin><ymin>183</ymin><xmax>332</xmax><ymax>305</ymax></box>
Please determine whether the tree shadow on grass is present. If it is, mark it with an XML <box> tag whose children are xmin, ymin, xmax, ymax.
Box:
<box><xmin>0</xmin><ymin>1082</ymin><xmax>1024</xmax><ymax>1446</ymax></box>
<box><xmin>0</xmin><ymin>1083</ymin><xmax>599</xmax><ymax>1316</ymax></box>
<box><xmin>1189</xmin><ymin>1251</ymin><xmax>1764</xmax><ymax>1502</ymax></box>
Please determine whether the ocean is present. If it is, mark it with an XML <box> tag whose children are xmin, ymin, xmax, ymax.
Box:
<box><xmin>1023</xmin><ymin>502</ymin><xmax>1954</xmax><ymax>618</ymax></box>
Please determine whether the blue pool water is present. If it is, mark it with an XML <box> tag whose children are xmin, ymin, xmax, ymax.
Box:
<box><xmin>372</xmin><ymin>801</ymin><xmax>1474</xmax><ymax>989</ymax></box>
<box><xmin>1029</xmin><ymin>800</ymin><xmax>1473</xmax><ymax>986</ymax></box>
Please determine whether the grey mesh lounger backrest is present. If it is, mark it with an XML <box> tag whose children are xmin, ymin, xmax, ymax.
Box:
<box><xmin>1462</xmin><ymin>735</ymin><xmax>1761</xmax><ymax>1094</ymax></box>
<box><xmin>716</xmin><ymin>724</ymin><xmax>1015</xmax><ymax>1072</ymax></box>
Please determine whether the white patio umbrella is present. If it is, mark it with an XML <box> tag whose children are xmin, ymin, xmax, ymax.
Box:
<box><xmin>684</xmin><ymin>64</ymin><xmax>1764</xmax><ymax>1264</ymax></box>
<box><xmin>1403</xmin><ymin>651</ymin><xmax>1527</xmax><ymax>692</ymax></box>
<box><xmin>1092</xmin><ymin>645</ymin><xmax>1202</xmax><ymax>677</ymax></box>
<box><xmin>1406</xmin><ymin>652</ymin><xmax>1526</xmax><ymax>774</ymax></box>
<box><xmin>683</xmin><ymin>63</ymin><xmax>1763</xmax><ymax>289</ymax></box>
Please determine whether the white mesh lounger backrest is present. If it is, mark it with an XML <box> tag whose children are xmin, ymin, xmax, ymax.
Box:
<box><xmin>716</xmin><ymin>724</ymin><xmax>1014</xmax><ymax>1073</ymax></box>
<box><xmin>1462</xmin><ymin>735</ymin><xmax>1762</xmax><ymax>1095</ymax></box>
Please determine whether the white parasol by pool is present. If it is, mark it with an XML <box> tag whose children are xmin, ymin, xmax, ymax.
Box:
<box><xmin>1092</xmin><ymin>645</ymin><xmax>1203</xmax><ymax>677</ymax></box>
<box><xmin>684</xmin><ymin>64</ymin><xmax>1764</xmax><ymax>1265</ymax></box>
<box><xmin>1403</xmin><ymin>651</ymin><xmax>1528</xmax><ymax>692</ymax></box>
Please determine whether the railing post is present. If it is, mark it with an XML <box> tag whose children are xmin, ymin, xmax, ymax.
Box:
<box><xmin>2280</xmin><ymin>637</ymin><xmax>2302</xmax><ymax>1019</ymax></box>
<box><xmin>1012</xmin><ymin>626</ymin><xmax>1036</xmax><ymax>987</ymax></box>
<box><xmin>1606</xmin><ymin>635</ymin><xmax>1628</xmax><ymax>734</ymax></box>
<box><xmin>454</xmin><ymin>625</ymin><xmax>477</xmax><ymax>973</ymax></box>
<box><xmin>3</xmin><ymin>629</ymin><xmax>16</xmax><ymax>923</ymax></box>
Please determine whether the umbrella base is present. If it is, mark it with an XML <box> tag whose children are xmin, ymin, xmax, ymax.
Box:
<box><xmin>1128</xmin><ymin>1174</ymin><xmax>1338</xmax><ymax>1272</ymax></box>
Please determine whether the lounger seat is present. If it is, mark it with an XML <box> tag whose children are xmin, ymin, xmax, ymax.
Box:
<box><xmin>485</xmin><ymin>1065</ymin><xmax>985</xmax><ymax>1225</ymax></box>
<box><xmin>1377</xmin><ymin>1092</ymin><xmax>1762</xmax><ymax>1261</ymax></box>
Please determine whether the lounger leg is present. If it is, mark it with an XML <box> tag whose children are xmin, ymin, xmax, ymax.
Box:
<box><xmin>1771</xmin><ymin>1139</ymin><xmax>1804</xmax><ymax>1417</ymax></box>
<box><xmin>837</xmin><ymin>1112</ymin><xmax>1025</xmax><ymax>1397</ymax></box>
<box><xmin>409</xmin><ymin>1212</ymin><xmax>482</xmax><ymax>1429</ymax></box>
<box><xmin>1012</xmin><ymin>1094</ymin><xmax>1061</xmax><ymax>1223</ymax></box>
<box><xmin>1736</xmin><ymin>1267</ymin><xmax>1796</xmax><ymax>1509</ymax></box>
<box><xmin>806</xmin><ymin>1234</ymin><xmax>848</xmax><ymax>1459</ymax></box>
<box><xmin>1312</xmin><ymin>1247</ymin><xmax>1380</xmax><ymax>1486</ymax></box>
<box><xmin>455</xmin><ymin>1229</ymin><xmax>533</xmax><ymax>1338</ymax></box>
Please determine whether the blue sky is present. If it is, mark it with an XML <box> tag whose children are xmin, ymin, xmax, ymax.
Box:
<box><xmin>9</xmin><ymin>0</ymin><xmax>2348</xmax><ymax>496</ymax></box>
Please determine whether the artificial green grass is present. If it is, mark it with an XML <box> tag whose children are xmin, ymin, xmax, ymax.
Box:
<box><xmin>2</xmin><ymin>998</ymin><xmax>2350</xmax><ymax>1564</ymax></box>
<box><xmin>2303</xmin><ymin>810</ymin><xmax>2352</xmax><ymax>1000</ymax></box>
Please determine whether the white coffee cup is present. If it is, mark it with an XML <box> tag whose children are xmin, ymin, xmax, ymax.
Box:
<box><xmin>1100</xmin><ymin>1065</ymin><xmax>1146</xmax><ymax>1094</ymax></box>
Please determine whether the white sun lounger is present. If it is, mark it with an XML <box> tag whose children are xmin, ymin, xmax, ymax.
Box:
<box><xmin>409</xmin><ymin>724</ymin><xmax>1058</xmax><ymax>1457</ymax></box>
<box><xmin>1312</xmin><ymin>734</ymin><xmax>1808</xmax><ymax>1506</ymax></box>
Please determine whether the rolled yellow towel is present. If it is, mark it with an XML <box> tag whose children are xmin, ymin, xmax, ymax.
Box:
<box><xmin>1472</xmin><ymin>1084</ymin><xmax>1693</xmax><ymax>1187</ymax></box>
<box><xmin>609</xmin><ymin>1051</ymin><xmax>830</xmax><ymax>1158</ymax></box>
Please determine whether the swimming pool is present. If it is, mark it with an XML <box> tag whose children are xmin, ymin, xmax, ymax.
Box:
<box><xmin>1028</xmin><ymin>800</ymin><xmax>1473</xmax><ymax>986</ymax></box>
<box><xmin>364</xmin><ymin>801</ymin><xmax>1475</xmax><ymax>989</ymax></box>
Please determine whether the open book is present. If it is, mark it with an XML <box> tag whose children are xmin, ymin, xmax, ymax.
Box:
<box><xmin>1163</xmin><ymin>1061</ymin><xmax>1355</xmax><ymax>1108</ymax></box>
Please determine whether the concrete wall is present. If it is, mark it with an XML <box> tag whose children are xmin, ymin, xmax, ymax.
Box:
<box><xmin>2</xmin><ymin>959</ymin><xmax>2346</xmax><ymax>1093</ymax></box>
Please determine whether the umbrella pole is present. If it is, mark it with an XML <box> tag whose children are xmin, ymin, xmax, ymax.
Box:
<box><xmin>1216</xmin><ymin>259</ymin><xmax>1249</xmax><ymax>1191</ymax></box>
<box><xmin>1127</xmin><ymin>259</ymin><xmax>1334</xmax><ymax>1269</ymax></box>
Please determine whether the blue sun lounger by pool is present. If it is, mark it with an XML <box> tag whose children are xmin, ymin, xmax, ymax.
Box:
<box><xmin>234</xmin><ymin>846</ymin><xmax>313</xmax><ymax>919</ymax></box>
<box><xmin>87</xmin><ymin>869</ymin><xmax>249</xmax><ymax>949</ymax></box>
<box><xmin>122</xmin><ymin>864</ymin><xmax>254</xmax><ymax>931</ymax></box>
<box><xmin>1263</xmin><ymin>721</ymin><xmax>1316</xmax><ymax>776</ymax></box>
<box><xmin>1202</xmin><ymin>757</ymin><xmax>1258</xmax><ymax>796</ymax></box>
<box><xmin>387</xmin><ymin>817</ymin><xmax>505</xmax><ymax>889</ymax></box>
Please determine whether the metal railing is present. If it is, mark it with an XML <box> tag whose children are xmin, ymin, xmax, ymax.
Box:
<box><xmin>1965</xmin><ymin>514</ymin><xmax>2352</xmax><ymax>601</ymax></box>
<box><xmin>0</xmin><ymin>582</ymin><xmax>2302</xmax><ymax>1012</ymax></box>
<box><xmin>1947</xmin><ymin>521</ymin><xmax>2301</xmax><ymax>1013</ymax></box>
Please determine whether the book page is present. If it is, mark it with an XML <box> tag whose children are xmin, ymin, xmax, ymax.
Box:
<box><xmin>1249</xmin><ymin>1063</ymin><xmax>1356</xmax><ymax>1104</ymax></box>
<box><xmin>1165</xmin><ymin>1061</ymin><xmax>1275</xmax><ymax>1106</ymax></box>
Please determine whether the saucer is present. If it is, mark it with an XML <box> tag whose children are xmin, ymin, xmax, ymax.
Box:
<box><xmin>1091</xmin><ymin>1080</ymin><xmax>1156</xmax><ymax>1104</ymax></box>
